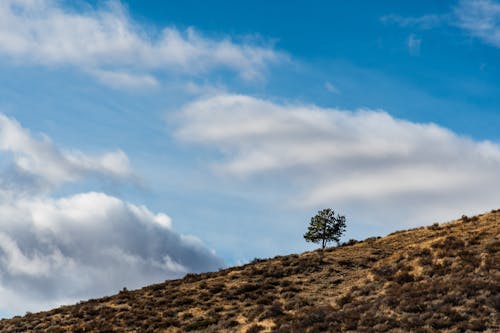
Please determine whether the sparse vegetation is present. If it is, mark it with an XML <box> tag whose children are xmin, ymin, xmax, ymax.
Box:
<box><xmin>0</xmin><ymin>210</ymin><xmax>498</xmax><ymax>332</ymax></box>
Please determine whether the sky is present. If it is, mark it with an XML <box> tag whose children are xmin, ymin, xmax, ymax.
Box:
<box><xmin>0</xmin><ymin>0</ymin><xmax>499</xmax><ymax>317</ymax></box>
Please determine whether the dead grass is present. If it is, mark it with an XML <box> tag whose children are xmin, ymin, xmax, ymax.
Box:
<box><xmin>0</xmin><ymin>210</ymin><xmax>498</xmax><ymax>332</ymax></box>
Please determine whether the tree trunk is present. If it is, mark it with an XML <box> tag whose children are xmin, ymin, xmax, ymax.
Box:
<box><xmin>321</xmin><ymin>219</ymin><xmax>327</xmax><ymax>249</ymax></box>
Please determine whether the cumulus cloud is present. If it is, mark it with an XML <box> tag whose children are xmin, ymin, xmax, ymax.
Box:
<box><xmin>0</xmin><ymin>0</ymin><xmax>282</xmax><ymax>85</ymax></box>
<box><xmin>0</xmin><ymin>113</ymin><xmax>132</xmax><ymax>188</ymax></box>
<box><xmin>0</xmin><ymin>191</ymin><xmax>222</xmax><ymax>314</ymax></box>
<box><xmin>0</xmin><ymin>115</ymin><xmax>222</xmax><ymax>316</ymax></box>
<box><xmin>454</xmin><ymin>0</ymin><xmax>500</xmax><ymax>48</ymax></box>
<box><xmin>175</xmin><ymin>94</ymin><xmax>500</xmax><ymax>227</ymax></box>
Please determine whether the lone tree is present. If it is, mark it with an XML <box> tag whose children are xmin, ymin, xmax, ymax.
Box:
<box><xmin>304</xmin><ymin>208</ymin><xmax>346</xmax><ymax>249</ymax></box>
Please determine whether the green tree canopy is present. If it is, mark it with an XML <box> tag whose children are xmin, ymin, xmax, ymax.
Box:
<box><xmin>304</xmin><ymin>208</ymin><xmax>346</xmax><ymax>249</ymax></box>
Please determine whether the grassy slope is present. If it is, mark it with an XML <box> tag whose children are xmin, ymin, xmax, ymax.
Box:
<box><xmin>1</xmin><ymin>211</ymin><xmax>499</xmax><ymax>332</ymax></box>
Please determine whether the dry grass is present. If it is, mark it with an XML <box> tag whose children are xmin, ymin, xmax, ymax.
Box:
<box><xmin>1</xmin><ymin>210</ymin><xmax>498</xmax><ymax>332</ymax></box>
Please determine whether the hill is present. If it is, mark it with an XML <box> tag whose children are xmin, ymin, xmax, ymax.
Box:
<box><xmin>1</xmin><ymin>210</ymin><xmax>498</xmax><ymax>332</ymax></box>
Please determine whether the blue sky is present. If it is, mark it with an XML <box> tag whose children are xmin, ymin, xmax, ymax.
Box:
<box><xmin>0</xmin><ymin>0</ymin><xmax>500</xmax><ymax>316</ymax></box>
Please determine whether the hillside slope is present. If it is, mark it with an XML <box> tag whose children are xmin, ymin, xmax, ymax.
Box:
<box><xmin>1</xmin><ymin>211</ymin><xmax>499</xmax><ymax>332</ymax></box>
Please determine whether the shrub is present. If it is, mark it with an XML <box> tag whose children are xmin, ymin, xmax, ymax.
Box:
<box><xmin>209</xmin><ymin>283</ymin><xmax>225</xmax><ymax>294</ymax></box>
<box><xmin>246</xmin><ymin>324</ymin><xmax>264</xmax><ymax>333</ymax></box>
<box><xmin>237</xmin><ymin>283</ymin><xmax>260</xmax><ymax>294</ymax></box>
<box><xmin>184</xmin><ymin>318</ymin><xmax>215</xmax><ymax>331</ymax></box>
<box><xmin>342</xmin><ymin>239</ymin><xmax>358</xmax><ymax>246</ymax></box>
<box><xmin>428</xmin><ymin>222</ymin><xmax>440</xmax><ymax>230</ymax></box>
<box><xmin>336</xmin><ymin>294</ymin><xmax>352</xmax><ymax>307</ymax></box>
<box><xmin>396</xmin><ymin>272</ymin><xmax>414</xmax><ymax>284</ymax></box>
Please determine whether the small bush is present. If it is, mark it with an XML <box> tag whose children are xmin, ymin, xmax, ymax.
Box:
<box><xmin>246</xmin><ymin>324</ymin><xmax>264</xmax><ymax>333</ymax></box>
<box><xmin>209</xmin><ymin>283</ymin><xmax>225</xmax><ymax>294</ymax></box>
<box><xmin>428</xmin><ymin>223</ymin><xmax>440</xmax><ymax>230</ymax></box>
<box><xmin>342</xmin><ymin>239</ymin><xmax>358</xmax><ymax>246</ymax></box>
<box><xmin>461</xmin><ymin>215</ymin><xmax>479</xmax><ymax>223</ymax></box>
<box><xmin>395</xmin><ymin>272</ymin><xmax>414</xmax><ymax>284</ymax></box>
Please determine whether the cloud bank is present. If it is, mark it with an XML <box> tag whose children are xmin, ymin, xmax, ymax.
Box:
<box><xmin>0</xmin><ymin>114</ymin><xmax>222</xmax><ymax>316</ymax></box>
<box><xmin>176</xmin><ymin>94</ymin><xmax>500</xmax><ymax>226</ymax></box>
<box><xmin>0</xmin><ymin>0</ymin><xmax>283</xmax><ymax>86</ymax></box>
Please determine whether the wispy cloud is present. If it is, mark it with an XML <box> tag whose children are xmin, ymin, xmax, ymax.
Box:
<box><xmin>175</xmin><ymin>94</ymin><xmax>500</xmax><ymax>227</ymax></box>
<box><xmin>89</xmin><ymin>69</ymin><xmax>159</xmax><ymax>89</ymax></box>
<box><xmin>0</xmin><ymin>0</ymin><xmax>284</xmax><ymax>87</ymax></box>
<box><xmin>382</xmin><ymin>0</ymin><xmax>500</xmax><ymax>48</ymax></box>
<box><xmin>325</xmin><ymin>81</ymin><xmax>341</xmax><ymax>94</ymax></box>
<box><xmin>454</xmin><ymin>0</ymin><xmax>500</xmax><ymax>47</ymax></box>
<box><xmin>407</xmin><ymin>34</ymin><xmax>422</xmax><ymax>55</ymax></box>
<box><xmin>381</xmin><ymin>13</ymin><xmax>446</xmax><ymax>29</ymax></box>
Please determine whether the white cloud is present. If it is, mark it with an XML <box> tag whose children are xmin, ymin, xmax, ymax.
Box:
<box><xmin>0</xmin><ymin>191</ymin><xmax>222</xmax><ymax>315</ymax></box>
<box><xmin>175</xmin><ymin>94</ymin><xmax>500</xmax><ymax>227</ymax></box>
<box><xmin>0</xmin><ymin>113</ymin><xmax>132</xmax><ymax>188</ymax></box>
<box><xmin>407</xmin><ymin>34</ymin><xmax>422</xmax><ymax>55</ymax></box>
<box><xmin>0</xmin><ymin>114</ymin><xmax>223</xmax><ymax>316</ymax></box>
<box><xmin>0</xmin><ymin>0</ymin><xmax>283</xmax><ymax>86</ymax></box>
<box><xmin>454</xmin><ymin>0</ymin><xmax>500</xmax><ymax>47</ymax></box>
